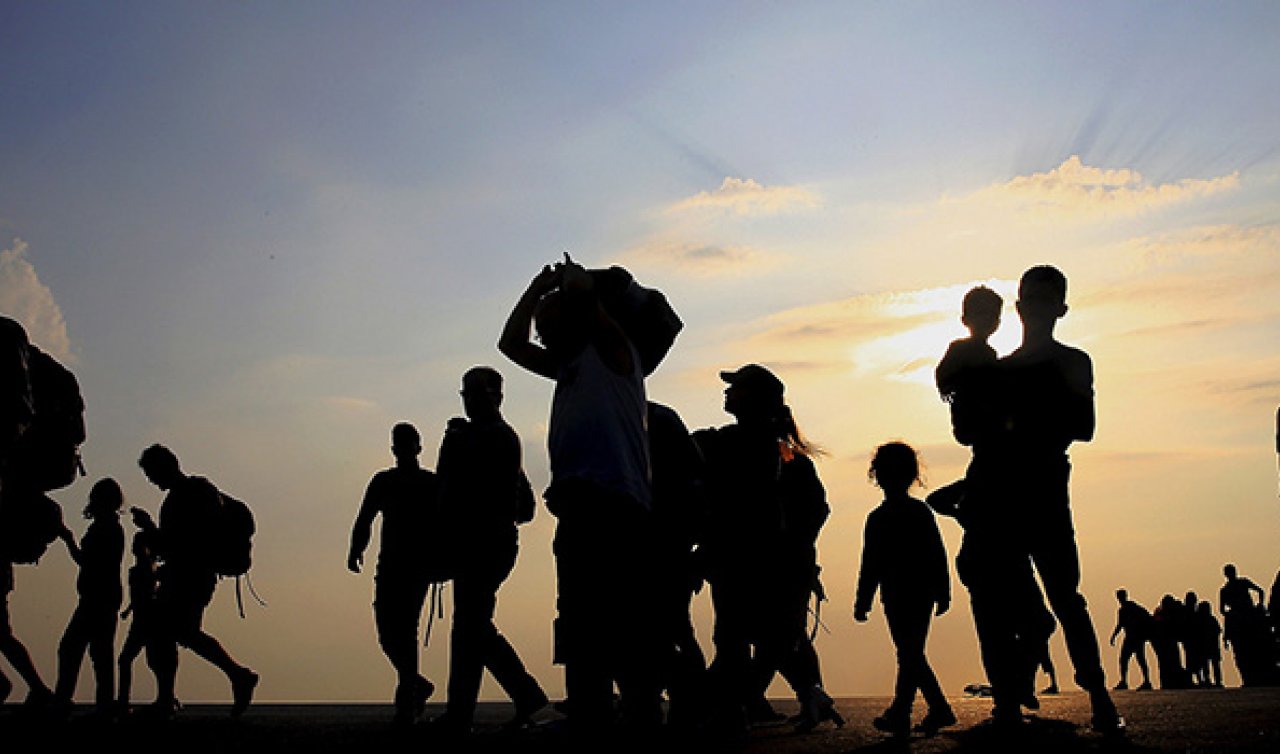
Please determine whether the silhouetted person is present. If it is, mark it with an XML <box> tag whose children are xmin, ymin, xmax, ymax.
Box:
<box><xmin>53</xmin><ymin>478</ymin><xmax>126</xmax><ymax>717</ymax></box>
<box><xmin>694</xmin><ymin>365</ymin><xmax>837</xmax><ymax>735</ymax></box>
<box><xmin>646</xmin><ymin>400</ymin><xmax>708</xmax><ymax>728</ymax></box>
<box><xmin>854</xmin><ymin>442</ymin><xmax>955</xmax><ymax>737</ymax></box>
<box><xmin>1193</xmin><ymin>601</ymin><xmax>1223</xmax><ymax>688</ymax></box>
<box><xmin>929</xmin><ymin>280</ymin><xmax>1059</xmax><ymax>725</ymax></box>
<box><xmin>134</xmin><ymin>444</ymin><xmax>258</xmax><ymax>717</ymax></box>
<box><xmin>117</xmin><ymin>527</ymin><xmax>162</xmax><ymax>713</ymax></box>
<box><xmin>1</xmin><ymin>499</ymin><xmax>75</xmax><ymax>709</ymax></box>
<box><xmin>1109</xmin><ymin>589</ymin><xmax>1153</xmax><ymax>690</ymax></box>
<box><xmin>1219</xmin><ymin>563</ymin><xmax>1270</xmax><ymax>686</ymax></box>
<box><xmin>997</xmin><ymin>265</ymin><xmax>1122</xmax><ymax>731</ymax></box>
<box><xmin>348</xmin><ymin>423</ymin><xmax>439</xmax><ymax>725</ymax></box>
<box><xmin>936</xmin><ymin>285</ymin><xmax>1002</xmax><ymax>446</ymax></box>
<box><xmin>499</xmin><ymin>258</ymin><xmax>660</xmax><ymax>731</ymax></box>
<box><xmin>1182</xmin><ymin>591</ymin><xmax>1203</xmax><ymax>685</ymax></box>
<box><xmin>430</xmin><ymin>368</ymin><xmax>546</xmax><ymax>736</ymax></box>
<box><xmin>1151</xmin><ymin>594</ymin><xmax>1189</xmax><ymax>689</ymax></box>
<box><xmin>0</xmin><ymin>316</ymin><xmax>42</xmax><ymax>706</ymax></box>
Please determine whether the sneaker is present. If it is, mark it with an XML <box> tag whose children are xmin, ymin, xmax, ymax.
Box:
<box><xmin>872</xmin><ymin>710</ymin><xmax>911</xmax><ymax>737</ymax></box>
<box><xmin>916</xmin><ymin>706</ymin><xmax>957</xmax><ymax>736</ymax></box>
<box><xmin>795</xmin><ymin>687</ymin><xmax>844</xmax><ymax>733</ymax></box>
<box><xmin>507</xmin><ymin>687</ymin><xmax>550</xmax><ymax>730</ymax></box>
<box><xmin>230</xmin><ymin>669</ymin><xmax>259</xmax><ymax>718</ymax></box>
<box><xmin>412</xmin><ymin>676</ymin><xmax>434</xmax><ymax>719</ymax></box>
<box><xmin>1136</xmin><ymin>681</ymin><xmax>1153</xmax><ymax>691</ymax></box>
<box><xmin>1113</xmin><ymin>680</ymin><xmax>1128</xmax><ymax>691</ymax></box>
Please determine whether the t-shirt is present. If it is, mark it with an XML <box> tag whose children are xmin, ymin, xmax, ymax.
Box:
<box><xmin>548</xmin><ymin>342</ymin><xmax>651</xmax><ymax>509</ymax></box>
<box><xmin>437</xmin><ymin>416</ymin><xmax>524</xmax><ymax>548</ymax></box>
<box><xmin>357</xmin><ymin>466</ymin><xmax>438</xmax><ymax>575</ymax></box>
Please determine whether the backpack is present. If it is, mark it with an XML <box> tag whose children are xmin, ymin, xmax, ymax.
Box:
<box><xmin>11</xmin><ymin>346</ymin><xmax>86</xmax><ymax>491</ymax></box>
<box><xmin>213</xmin><ymin>491</ymin><xmax>255</xmax><ymax>578</ymax></box>
<box><xmin>0</xmin><ymin>491</ymin><xmax>65</xmax><ymax>564</ymax></box>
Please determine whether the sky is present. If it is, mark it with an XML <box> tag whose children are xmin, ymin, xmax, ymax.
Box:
<box><xmin>2</xmin><ymin>2</ymin><xmax>1278</xmax><ymax>703</ymax></box>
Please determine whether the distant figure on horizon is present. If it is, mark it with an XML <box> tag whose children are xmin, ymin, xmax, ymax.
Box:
<box><xmin>1193</xmin><ymin>601</ymin><xmax>1223</xmax><ymax>688</ymax></box>
<box><xmin>135</xmin><ymin>444</ymin><xmax>258</xmax><ymax>717</ymax></box>
<box><xmin>1219</xmin><ymin>563</ymin><xmax>1271</xmax><ymax>686</ymax></box>
<box><xmin>1109</xmin><ymin>589</ymin><xmax>1153</xmax><ymax>691</ymax></box>
<box><xmin>695</xmin><ymin>364</ymin><xmax>839</xmax><ymax>735</ymax></box>
<box><xmin>430</xmin><ymin>367</ymin><xmax>547</xmax><ymax>736</ymax></box>
<box><xmin>1152</xmin><ymin>594</ymin><xmax>1190</xmax><ymax>689</ymax></box>
<box><xmin>348</xmin><ymin>423</ymin><xmax>440</xmax><ymax>725</ymax></box>
<box><xmin>53</xmin><ymin>478</ymin><xmax>126</xmax><ymax>718</ymax></box>
<box><xmin>854</xmin><ymin>442</ymin><xmax>956</xmax><ymax>737</ymax></box>
<box><xmin>499</xmin><ymin>257</ymin><xmax>662</xmax><ymax>731</ymax></box>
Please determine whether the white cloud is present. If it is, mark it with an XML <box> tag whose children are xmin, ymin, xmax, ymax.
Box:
<box><xmin>0</xmin><ymin>238</ymin><xmax>72</xmax><ymax>361</ymax></box>
<box><xmin>977</xmin><ymin>155</ymin><xmax>1239</xmax><ymax>218</ymax></box>
<box><xmin>670</xmin><ymin>177</ymin><xmax>820</xmax><ymax>216</ymax></box>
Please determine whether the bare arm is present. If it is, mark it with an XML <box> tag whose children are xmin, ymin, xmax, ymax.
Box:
<box><xmin>1065</xmin><ymin>349</ymin><xmax>1096</xmax><ymax>442</ymax></box>
<box><xmin>348</xmin><ymin>478</ymin><xmax>381</xmax><ymax>573</ymax></box>
<box><xmin>498</xmin><ymin>265</ymin><xmax>560</xmax><ymax>380</ymax></box>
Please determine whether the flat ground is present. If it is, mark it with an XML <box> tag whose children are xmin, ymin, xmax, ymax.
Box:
<box><xmin>3</xmin><ymin>688</ymin><xmax>1277</xmax><ymax>753</ymax></box>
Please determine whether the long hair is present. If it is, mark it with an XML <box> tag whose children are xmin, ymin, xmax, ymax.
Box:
<box><xmin>772</xmin><ymin>404</ymin><xmax>823</xmax><ymax>460</ymax></box>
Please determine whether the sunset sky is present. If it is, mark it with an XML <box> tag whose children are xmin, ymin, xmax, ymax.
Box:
<box><xmin>3</xmin><ymin>3</ymin><xmax>1278</xmax><ymax>702</ymax></box>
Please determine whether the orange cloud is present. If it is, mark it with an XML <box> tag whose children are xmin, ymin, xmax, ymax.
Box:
<box><xmin>979</xmin><ymin>155</ymin><xmax>1239</xmax><ymax>217</ymax></box>
<box><xmin>670</xmin><ymin>177</ymin><xmax>820</xmax><ymax>216</ymax></box>
<box><xmin>620</xmin><ymin>241</ymin><xmax>784</xmax><ymax>277</ymax></box>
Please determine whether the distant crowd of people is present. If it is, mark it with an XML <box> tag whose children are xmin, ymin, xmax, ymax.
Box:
<box><xmin>1110</xmin><ymin>565</ymin><xmax>1280</xmax><ymax>692</ymax></box>
<box><xmin>2</xmin><ymin>259</ymin><xmax>1278</xmax><ymax>745</ymax></box>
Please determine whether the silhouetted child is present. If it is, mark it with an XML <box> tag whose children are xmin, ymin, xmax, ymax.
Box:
<box><xmin>854</xmin><ymin>442</ymin><xmax>955</xmax><ymax>736</ymax></box>
<box><xmin>117</xmin><ymin>525</ymin><xmax>161</xmax><ymax>714</ymax></box>
<box><xmin>53</xmin><ymin>478</ymin><xmax>126</xmax><ymax>717</ymax></box>
<box><xmin>935</xmin><ymin>285</ymin><xmax>1002</xmax><ymax>446</ymax></box>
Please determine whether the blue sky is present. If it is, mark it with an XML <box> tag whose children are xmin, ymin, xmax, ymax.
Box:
<box><xmin>2</xmin><ymin>2</ymin><xmax>1278</xmax><ymax>702</ymax></box>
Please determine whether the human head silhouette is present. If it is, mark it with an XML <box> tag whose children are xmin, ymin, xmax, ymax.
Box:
<box><xmin>391</xmin><ymin>422</ymin><xmax>421</xmax><ymax>464</ymax></box>
<box><xmin>1224</xmin><ymin>563</ymin><xmax>1237</xmax><ymax>580</ymax></box>
<box><xmin>962</xmin><ymin>285</ymin><xmax>1002</xmax><ymax>340</ymax></box>
<box><xmin>720</xmin><ymin>364</ymin><xmax>785</xmax><ymax>420</ymax></box>
<box><xmin>138</xmin><ymin>444</ymin><xmax>183</xmax><ymax>491</ymax></box>
<box><xmin>461</xmin><ymin>366</ymin><xmax>503</xmax><ymax>420</ymax></box>
<box><xmin>869</xmin><ymin>441</ymin><xmax>921</xmax><ymax>496</ymax></box>
<box><xmin>84</xmin><ymin>477</ymin><xmax>124</xmax><ymax>520</ymax></box>
<box><xmin>1016</xmin><ymin>265</ymin><xmax>1069</xmax><ymax>332</ymax></box>
<box><xmin>1116</xmin><ymin>588</ymin><xmax>1129</xmax><ymax>604</ymax></box>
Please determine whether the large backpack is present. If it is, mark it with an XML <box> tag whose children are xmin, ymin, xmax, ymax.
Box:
<box><xmin>208</xmin><ymin>486</ymin><xmax>262</xmax><ymax>618</ymax></box>
<box><xmin>11</xmin><ymin>346</ymin><xmax>86</xmax><ymax>491</ymax></box>
<box><xmin>213</xmin><ymin>491</ymin><xmax>255</xmax><ymax>578</ymax></box>
<box><xmin>0</xmin><ymin>491</ymin><xmax>65</xmax><ymax>564</ymax></box>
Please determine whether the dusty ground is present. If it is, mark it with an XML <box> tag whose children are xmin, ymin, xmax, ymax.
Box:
<box><xmin>3</xmin><ymin>688</ymin><xmax>1277</xmax><ymax>752</ymax></box>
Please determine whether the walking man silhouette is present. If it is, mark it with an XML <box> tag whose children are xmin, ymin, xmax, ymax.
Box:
<box><xmin>348</xmin><ymin>423</ymin><xmax>439</xmax><ymax>725</ymax></box>
<box><xmin>431</xmin><ymin>367</ymin><xmax>547</xmax><ymax>735</ymax></box>
<box><xmin>134</xmin><ymin>444</ymin><xmax>257</xmax><ymax>717</ymax></box>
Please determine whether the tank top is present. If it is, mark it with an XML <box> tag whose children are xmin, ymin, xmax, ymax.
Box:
<box><xmin>548</xmin><ymin>342</ymin><xmax>651</xmax><ymax>509</ymax></box>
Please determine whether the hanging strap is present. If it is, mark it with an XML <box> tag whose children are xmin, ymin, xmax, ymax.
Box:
<box><xmin>423</xmin><ymin>582</ymin><xmax>447</xmax><ymax>647</ymax></box>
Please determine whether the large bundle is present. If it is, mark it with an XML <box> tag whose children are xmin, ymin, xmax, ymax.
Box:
<box><xmin>589</xmin><ymin>266</ymin><xmax>683</xmax><ymax>376</ymax></box>
<box><xmin>9</xmin><ymin>345</ymin><xmax>86</xmax><ymax>491</ymax></box>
